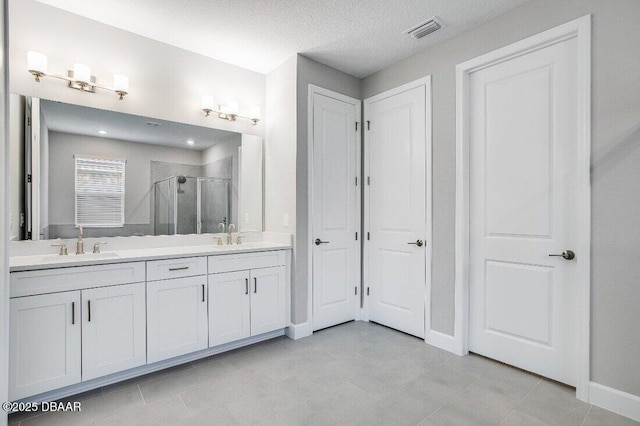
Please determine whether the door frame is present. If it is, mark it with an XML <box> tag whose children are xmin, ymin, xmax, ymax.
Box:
<box><xmin>362</xmin><ymin>76</ymin><xmax>433</xmax><ymax>340</ymax></box>
<box><xmin>307</xmin><ymin>85</ymin><xmax>362</xmax><ymax>333</ymax></box>
<box><xmin>454</xmin><ymin>15</ymin><xmax>591</xmax><ymax>400</ymax></box>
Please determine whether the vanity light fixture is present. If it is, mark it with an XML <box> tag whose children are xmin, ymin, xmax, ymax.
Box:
<box><xmin>201</xmin><ymin>95</ymin><xmax>260</xmax><ymax>125</ymax></box>
<box><xmin>27</xmin><ymin>51</ymin><xmax>129</xmax><ymax>100</ymax></box>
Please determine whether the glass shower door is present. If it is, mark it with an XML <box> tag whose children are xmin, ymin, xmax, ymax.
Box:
<box><xmin>199</xmin><ymin>178</ymin><xmax>230</xmax><ymax>234</ymax></box>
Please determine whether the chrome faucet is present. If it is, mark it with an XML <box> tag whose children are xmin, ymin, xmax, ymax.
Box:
<box><xmin>76</xmin><ymin>226</ymin><xmax>85</xmax><ymax>255</ymax></box>
<box><xmin>227</xmin><ymin>224</ymin><xmax>236</xmax><ymax>245</ymax></box>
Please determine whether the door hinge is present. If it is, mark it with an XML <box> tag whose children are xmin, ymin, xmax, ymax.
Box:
<box><xmin>26</xmin><ymin>231</ymin><xmax>32</xmax><ymax>239</ymax></box>
<box><xmin>27</xmin><ymin>174</ymin><xmax>32</xmax><ymax>183</ymax></box>
<box><xmin>355</xmin><ymin>122</ymin><xmax>359</xmax><ymax>131</ymax></box>
<box><xmin>367</xmin><ymin>287</ymin><xmax>370</xmax><ymax>296</ymax></box>
<box><xmin>355</xmin><ymin>176</ymin><xmax>358</xmax><ymax>186</ymax></box>
<box><xmin>355</xmin><ymin>232</ymin><xmax>358</xmax><ymax>241</ymax></box>
<box><xmin>27</xmin><ymin>117</ymin><xmax>31</xmax><ymax>126</ymax></box>
<box><xmin>366</xmin><ymin>120</ymin><xmax>370</xmax><ymax>130</ymax></box>
<box><xmin>367</xmin><ymin>176</ymin><xmax>370</xmax><ymax>185</ymax></box>
<box><xmin>367</xmin><ymin>232</ymin><xmax>370</xmax><ymax>240</ymax></box>
<box><xmin>355</xmin><ymin>286</ymin><xmax>358</xmax><ymax>295</ymax></box>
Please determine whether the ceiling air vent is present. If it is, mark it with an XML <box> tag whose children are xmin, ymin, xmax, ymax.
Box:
<box><xmin>405</xmin><ymin>17</ymin><xmax>442</xmax><ymax>40</ymax></box>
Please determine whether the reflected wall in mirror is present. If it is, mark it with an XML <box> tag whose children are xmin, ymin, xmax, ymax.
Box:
<box><xmin>9</xmin><ymin>94</ymin><xmax>263</xmax><ymax>240</ymax></box>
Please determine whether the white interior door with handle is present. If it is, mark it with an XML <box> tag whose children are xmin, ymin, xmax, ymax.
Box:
<box><xmin>364</xmin><ymin>79</ymin><xmax>430</xmax><ymax>339</ymax></box>
<box><xmin>467</xmin><ymin>35</ymin><xmax>580</xmax><ymax>386</ymax></box>
<box><xmin>311</xmin><ymin>89</ymin><xmax>360</xmax><ymax>331</ymax></box>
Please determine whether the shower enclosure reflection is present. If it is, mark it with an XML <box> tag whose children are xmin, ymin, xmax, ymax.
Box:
<box><xmin>154</xmin><ymin>176</ymin><xmax>231</xmax><ymax>235</ymax></box>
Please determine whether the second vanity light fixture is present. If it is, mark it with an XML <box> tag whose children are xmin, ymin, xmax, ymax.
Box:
<box><xmin>201</xmin><ymin>95</ymin><xmax>261</xmax><ymax>125</ymax></box>
<box><xmin>27</xmin><ymin>51</ymin><xmax>129</xmax><ymax>100</ymax></box>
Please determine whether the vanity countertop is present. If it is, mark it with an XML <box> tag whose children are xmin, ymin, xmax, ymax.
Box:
<box><xmin>10</xmin><ymin>241</ymin><xmax>291</xmax><ymax>272</ymax></box>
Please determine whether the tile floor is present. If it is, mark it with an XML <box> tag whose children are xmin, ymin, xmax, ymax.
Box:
<box><xmin>9</xmin><ymin>321</ymin><xmax>639</xmax><ymax>425</ymax></box>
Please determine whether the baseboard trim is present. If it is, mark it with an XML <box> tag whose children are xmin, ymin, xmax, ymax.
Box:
<box><xmin>285</xmin><ymin>322</ymin><xmax>312</xmax><ymax>340</ymax></box>
<box><xmin>425</xmin><ymin>330</ymin><xmax>465</xmax><ymax>356</ymax></box>
<box><xmin>589</xmin><ymin>382</ymin><xmax>640</xmax><ymax>422</ymax></box>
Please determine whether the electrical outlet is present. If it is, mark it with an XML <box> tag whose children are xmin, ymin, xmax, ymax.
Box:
<box><xmin>283</xmin><ymin>213</ymin><xmax>290</xmax><ymax>227</ymax></box>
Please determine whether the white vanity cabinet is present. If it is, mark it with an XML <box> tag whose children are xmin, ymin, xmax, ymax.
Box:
<box><xmin>208</xmin><ymin>252</ymin><xmax>287</xmax><ymax>347</ymax></box>
<box><xmin>9</xmin><ymin>291</ymin><xmax>82</xmax><ymax>401</ymax></box>
<box><xmin>9</xmin><ymin>262</ymin><xmax>146</xmax><ymax>400</ymax></box>
<box><xmin>81</xmin><ymin>283</ymin><xmax>146</xmax><ymax>380</ymax></box>
<box><xmin>146</xmin><ymin>257</ymin><xmax>209</xmax><ymax>363</ymax></box>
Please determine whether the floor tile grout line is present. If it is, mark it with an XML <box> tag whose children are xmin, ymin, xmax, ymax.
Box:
<box><xmin>137</xmin><ymin>383</ymin><xmax>147</xmax><ymax>406</ymax></box>
<box><xmin>580</xmin><ymin>404</ymin><xmax>593</xmax><ymax>426</ymax></box>
<box><xmin>416</xmin><ymin>365</ymin><xmax>486</xmax><ymax>423</ymax></box>
<box><xmin>178</xmin><ymin>393</ymin><xmax>191</xmax><ymax>417</ymax></box>
<box><xmin>498</xmin><ymin>377</ymin><xmax>543</xmax><ymax>425</ymax></box>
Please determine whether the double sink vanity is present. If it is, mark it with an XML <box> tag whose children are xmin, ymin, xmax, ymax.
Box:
<box><xmin>8</xmin><ymin>233</ymin><xmax>292</xmax><ymax>402</ymax></box>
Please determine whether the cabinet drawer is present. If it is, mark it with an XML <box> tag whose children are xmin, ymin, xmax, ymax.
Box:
<box><xmin>10</xmin><ymin>262</ymin><xmax>145</xmax><ymax>298</ymax></box>
<box><xmin>146</xmin><ymin>256</ymin><xmax>207</xmax><ymax>281</ymax></box>
<box><xmin>208</xmin><ymin>250</ymin><xmax>286</xmax><ymax>274</ymax></box>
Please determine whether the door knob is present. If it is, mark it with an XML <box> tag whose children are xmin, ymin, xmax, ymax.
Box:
<box><xmin>549</xmin><ymin>250</ymin><xmax>575</xmax><ymax>260</ymax></box>
<box><xmin>315</xmin><ymin>238</ymin><xmax>330</xmax><ymax>246</ymax></box>
<box><xmin>408</xmin><ymin>240</ymin><xmax>424</xmax><ymax>247</ymax></box>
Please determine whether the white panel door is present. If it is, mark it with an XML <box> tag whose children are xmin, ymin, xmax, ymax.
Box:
<box><xmin>365</xmin><ymin>83</ymin><xmax>428</xmax><ymax>338</ymax></box>
<box><xmin>312</xmin><ymin>92</ymin><xmax>359</xmax><ymax>331</ymax></box>
<box><xmin>82</xmin><ymin>283</ymin><xmax>146</xmax><ymax>381</ymax></box>
<box><xmin>9</xmin><ymin>291</ymin><xmax>81</xmax><ymax>400</ymax></box>
<box><xmin>469</xmin><ymin>37</ymin><xmax>579</xmax><ymax>385</ymax></box>
<box><xmin>250</xmin><ymin>266</ymin><xmax>287</xmax><ymax>335</ymax></box>
<box><xmin>208</xmin><ymin>271</ymin><xmax>251</xmax><ymax>347</ymax></box>
<box><xmin>147</xmin><ymin>277</ymin><xmax>208</xmax><ymax>363</ymax></box>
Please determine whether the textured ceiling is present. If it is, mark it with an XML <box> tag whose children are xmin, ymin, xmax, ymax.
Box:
<box><xmin>41</xmin><ymin>100</ymin><xmax>240</xmax><ymax>150</ymax></box>
<box><xmin>37</xmin><ymin>0</ymin><xmax>530</xmax><ymax>78</ymax></box>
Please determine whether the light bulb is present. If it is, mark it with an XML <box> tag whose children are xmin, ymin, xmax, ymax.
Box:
<box><xmin>226</xmin><ymin>100</ymin><xmax>239</xmax><ymax>115</ymax></box>
<box><xmin>201</xmin><ymin>95</ymin><xmax>214</xmax><ymax>111</ymax></box>
<box><xmin>113</xmin><ymin>74</ymin><xmax>129</xmax><ymax>93</ymax></box>
<box><xmin>73</xmin><ymin>63</ymin><xmax>91</xmax><ymax>85</ymax></box>
<box><xmin>249</xmin><ymin>106</ymin><xmax>261</xmax><ymax>120</ymax></box>
<box><xmin>27</xmin><ymin>51</ymin><xmax>48</xmax><ymax>74</ymax></box>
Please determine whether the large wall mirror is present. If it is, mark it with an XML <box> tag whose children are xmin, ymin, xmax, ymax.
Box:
<box><xmin>9</xmin><ymin>94</ymin><xmax>263</xmax><ymax>241</ymax></box>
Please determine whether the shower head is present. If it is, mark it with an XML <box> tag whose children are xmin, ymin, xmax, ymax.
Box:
<box><xmin>177</xmin><ymin>176</ymin><xmax>187</xmax><ymax>184</ymax></box>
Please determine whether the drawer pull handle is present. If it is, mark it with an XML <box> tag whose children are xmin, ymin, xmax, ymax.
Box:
<box><xmin>254</xmin><ymin>277</ymin><xmax>257</xmax><ymax>294</ymax></box>
<box><xmin>245</xmin><ymin>278</ymin><xmax>249</xmax><ymax>295</ymax></box>
<box><xmin>88</xmin><ymin>300</ymin><xmax>91</xmax><ymax>322</ymax></box>
<box><xmin>169</xmin><ymin>266</ymin><xmax>190</xmax><ymax>271</ymax></box>
<box><xmin>72</xmin><ymin>302</ymin><xmax>75</xmax><ymax>325</ymax></box>
<box><xmin>202</xmin><ymin>284</ymin><xmax>205</xmax><ymax>302</ymax></box>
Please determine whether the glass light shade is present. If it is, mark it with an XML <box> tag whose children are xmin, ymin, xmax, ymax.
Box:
<box><xmin>73</xmin><ymin>63</ymin><xmax>91</xmax><ymax>84</ymax></box>
<box><xmin>201</xmin><ymin>95</ymin><xmax>214</xmax><ymax>110</ymax></box>
<box><xmin>249</xmin><ymin>106</ymin><xmax>261</xmax><ymax>120</ymax></box>
<box><xmin>27</xmin><ymin>51</ymin><xmax>48</xmax><ymax>74</ymax></box>
<box><xmin>113</xmin><ymin>74</ymin><xmax>129</xmax><ymax>92</ymax></box>
<box><xmin>226</xmin><ymin>100</ymin><xmax>239</xmax><ymax>115</ymax></box>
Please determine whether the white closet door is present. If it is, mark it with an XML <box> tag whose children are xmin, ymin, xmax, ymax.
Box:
<box><xmin>311</xmin><ymin>91</ymin><xmax>360</xmax><ymax>331</ymax></box>
<box><xmin>468</xmin><ymin>35</ymin><xmax>580</xmax><ymax>386</ymax></box>
<box><xmin>365</xmin><ymin>81</ymin><xmax>429</xmax><ymax>338</ymax></box>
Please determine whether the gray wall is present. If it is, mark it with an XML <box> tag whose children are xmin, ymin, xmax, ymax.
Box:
<box><xmin>362</xmin><ymin>0</ymin><xmax>640</xmax><ymax>396</ymax></box>
<box><xmin>295</xmin><ymin>54</ymin><xmax>362</xmax><ymax>323</ymax></box>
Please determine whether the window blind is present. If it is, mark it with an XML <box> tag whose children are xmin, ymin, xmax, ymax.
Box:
<box><xmin>75</xmin><ymin>155</ymin><xmax>125</xmax><ymax>227</ymax></box>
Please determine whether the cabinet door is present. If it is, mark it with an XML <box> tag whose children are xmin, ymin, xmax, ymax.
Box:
<box><xmin>147</xmin><ymin>276</ymin><xmax>208</xmax><ymax>363</ymax></box>
<box><xmin>250</xmin><ymin>266</ymin><xmax>287</xmax><ymax>336</ymax></box>
<box><xmin>9</xmin><ymin>291</ymin><xmax>81</xmax><ymax>400</ymax></box>
<box><xmin>208</xmin><ymin>271</ymin><xmax>251</xmax><ymax>347</ymax></box>
<box><xmin>82</xmin><ymin>283</ymin><xmax>146</xmax><ymax>381</ymax></box>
